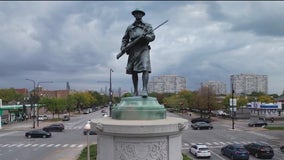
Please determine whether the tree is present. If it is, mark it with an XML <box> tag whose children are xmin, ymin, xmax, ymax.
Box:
<box><xmin>237</xmin><ymin>96</ymin><xmax>248</xmax><ymax>108</ymax></box>
<box><xmin>258</xmin><ymin>95</ymin><xmax>274</xmax><ymax>103</ymax></box>
<box><xmin>39</xmin><ymin>98</ymin><xmax>57</xmax><ymax>118</ymax></box>
<box><xmin>66</xmin><ymin>95</ymin><xmax>76</xmax><ymax>115</ymax></box>
<box><xmin>89</xmin><ymin>91</ymin><xmax>108</xmax><ymax>106</ymax></box>
<box><xmin>0</xmin><ymin>88</ymin><xmax>24</xmax><ymax>104</ymax></box>
<box><xmin>192</xmin><ymin>86</ymin><xmax>218</xmax><ymax>118</ymax></box>
<box><xmin>122</xmin><ymin>92</ymin><xmax>132</xmax><ymax>97</ymax></box>
<box><xmin>163</xmin><ymin>94</ymin><xmax>188</xmax><ymax>111</ymax></box>
<box><xmin>177</xmin><ymin>90</ymin><xmax>194</xmax><ymax>109</ymax></box>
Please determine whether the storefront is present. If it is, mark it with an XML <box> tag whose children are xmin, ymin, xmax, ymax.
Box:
<box><xmin>247</xmin><ymin>102</ymin><xmax>283</xmax><ymax>118</ymax></box>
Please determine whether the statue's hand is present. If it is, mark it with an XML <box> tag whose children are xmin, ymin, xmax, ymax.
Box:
<box><xmin>143</xmin><ymin>35</ymin><xmax>153</xmax><ymax>42</ymax></box>
<box><xmin>120</xmin><ymin>46</ymin><xmax>126</xmax><ymax>51</ymax></box>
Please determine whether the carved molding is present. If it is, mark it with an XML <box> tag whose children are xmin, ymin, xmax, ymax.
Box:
<box><xmin>115</xmin><ymin>139</ymin><xmax>168</xmax><ymax>160</ymax></box>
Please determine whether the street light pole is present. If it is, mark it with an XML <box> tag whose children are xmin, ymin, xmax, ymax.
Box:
<box><xmin>25</xmin><ymin>79</ymin><xmax>36</xmax><ymax>128</ymax></box>
<box><xmin>231</xmin><ymin>83</ymin><xmax>235</xmax><ymax>130</ymax></box>
<box><xmin>109</xmin><ymin>68</ymin><xmax>113</xmax><ymax>117</ymax></box>
<box><xmin>84</xmin><ymin>122</ymin><xmax>91</xmax><ymax>160</ymax></box>
<box><xmin>36</xmin><ymin>81</ymin><xmax>53</xmax><ymax>127</ymax></box>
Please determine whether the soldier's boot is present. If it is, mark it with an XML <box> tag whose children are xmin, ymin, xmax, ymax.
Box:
<box><xmin>132</xmin><ymin>73</ymin><xmax>139</xmax><ymax>96</ymax></box>
<box><xmin>141</xmin><ymin>71</ymin><xmax>149</xmax><ymax>97</ymax></box>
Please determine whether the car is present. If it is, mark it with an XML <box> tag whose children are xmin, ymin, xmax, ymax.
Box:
<box><xmin>83</xmin><ymin>128</ymin><xmax>97</xmax><ymax>135</ymax></box>
<box><xmin>38</xmin><ymin>115</ymin><xmax>48</xmax><ymax>121</ymax></box>
<box><xmin>191</xmin><ymin>117</ymin><xmax>211</xmax><ymax>123</ymax></box>
<box><xmin>280</xmin><ymin>146</ymin><xmax>284</xmax><ymax>153</ymax></box>
<box><xmin>244</xmin><ymin>142</ymin><xmax>274</xmax><ymax>159</ymax></box>
<box><xmin>25</xmin><ymin>129</ymin><xmax>52</xmax><ymax>138</ymax></box>
<box><xmin>1</xmin><ymin>118</ymin><xmax>8</xmax><ymax>125</ymax></box>
<box><xmin>191</xmin><ymin>121</ymin><xmax>213</xmax><ymax>130</ymax></box>
<box><xmin>189</xmin><ymin>144</ymin><xmax>211</xmax><ymax>158</ymax></box>
<box><xmin>43</xmin><ymin>123</ymin><xmax>64</xmax><ymax>132</ymax></box>
<box><xmin>62</xmin><ymin>115</ymin><xmax>70</xmax><ymax>121</ymax></box>
<box><xmin>221</xmin><ymin>144</ymin><xmax>249</xmax><ymax>160</ymax></box>
<box><xmin>248</xmin><ymin>120</ymin><xmax>267</xmax><ymax>127</ymax></box>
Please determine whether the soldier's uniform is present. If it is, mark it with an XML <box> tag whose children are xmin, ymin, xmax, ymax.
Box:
<box><xmin>121</xmin><ymin>16</ymin><xmax>155</xmax><ymax>74</ymax></box>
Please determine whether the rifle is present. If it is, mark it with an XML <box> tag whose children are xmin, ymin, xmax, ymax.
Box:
<box><xmin>116</xmin><ymin>20</ymin><xmax>168</xmax><ymax>59</ymax></box>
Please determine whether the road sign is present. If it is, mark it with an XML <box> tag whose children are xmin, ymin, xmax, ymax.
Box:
<box><xmin>229</xmin><ymin>98</ymin><xmax>237</xmax><ymax>106</ymax></box>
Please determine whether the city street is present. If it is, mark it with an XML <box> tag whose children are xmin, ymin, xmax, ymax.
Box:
<box><xmin>179</xmin><ymin>114</ymin><xmax>284</xmax><ymax>160</ymax></box>
<box><xmin>0</xmin><ymin>110</ymin><xmax>283</xmax><ymax>160</ymax></box>
<box><xmin>0</xmin><ymin>109</ymin><xmax>105</xmax><ymax>160</ymax></box>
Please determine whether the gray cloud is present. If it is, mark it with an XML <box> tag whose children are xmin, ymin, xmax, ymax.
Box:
<box><xmin>0</xmin><ymin>1</ymin><xmax>283</xmax><ymax>94</ymax></box>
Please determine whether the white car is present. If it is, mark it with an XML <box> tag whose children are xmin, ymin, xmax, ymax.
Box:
<box><xmin>190</xmin><ymin>144</ymin><xmax>211</xmax><ymax>158</ymax></box>
<box><xmin>38</xmin><ymin>115</ymin><xmax>48</xmax><ymax>121</ymax></box>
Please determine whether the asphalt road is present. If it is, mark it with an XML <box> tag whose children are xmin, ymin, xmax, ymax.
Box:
<box><xmin>178</xmin><ymin>113</ymin><xmax>284</xmax><ymax>160</ymax></box>
<box><xmin>0</xmin><ymin>108</ymin><xmax>107</xmax><ymax>160</ymax></box>
<box><xmin>1</xmin><ymin>110</ymin><xmax>283</xmax><ymax>160</ymax></box>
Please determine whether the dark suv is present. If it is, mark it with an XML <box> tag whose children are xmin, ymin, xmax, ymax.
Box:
<box><xmin>244</xmin><ymin>143</ymin><xmax>274</xmax><ymax>159</ymax></box>
<box><xmin>221</xmin><ymin>144</ymin><xmax>249</xmax><ymax>160</ymax></box>
<box><xmin>43</xmin><ymin>123</ymin><xmax>65</xmax><ymax>132</ymax></box>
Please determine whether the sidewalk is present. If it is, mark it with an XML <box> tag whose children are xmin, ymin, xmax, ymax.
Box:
<box><xmin>1</xmin><ymin>119</ymin><xmax>53</xmax><ymax>131</ymax></box>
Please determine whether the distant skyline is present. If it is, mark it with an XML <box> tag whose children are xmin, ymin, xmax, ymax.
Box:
<box><xmin>1</xmin><ymin>1</ymin><xmax>284</xmax><ymax>94</ymax></box>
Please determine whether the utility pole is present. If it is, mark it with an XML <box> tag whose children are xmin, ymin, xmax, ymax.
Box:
<box><xmin>109</xmin><ymin>68</ymin><xmax>114</xmax><ymax>116</ymax></box>
<box><xmin>36</xmin><ymin>81</ymin><xmax>53</xmax><ymax>127</ymax></box>
<box><xmin>26</xmin><ymin>79</ymin><xmax>36</xmax><ymax>128</ymax></box>
<box><xmin>231</xmin><ymin>83</ymin><xmax>235</xmax><ymax>130</ymax></box>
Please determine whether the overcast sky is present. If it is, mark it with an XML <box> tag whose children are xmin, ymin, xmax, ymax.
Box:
<box><xmin>0</xmin><ymin>1</ymin><xmax>284</xmax><ymax>95</ymax></box>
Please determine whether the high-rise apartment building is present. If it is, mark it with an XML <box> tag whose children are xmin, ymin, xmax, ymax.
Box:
<box><xmin>230</xmin><ymin>74</ymin><xmax>268</xmax><ymax>95</ymax></box>
<box><xmin>148</xmin><ymin>75</ymin><xmax>186</xmax><ymax>93</ymax></box>
<box><xmin>202</xmin><ymin>81</ymin><xmax>227</xmax><ymax>95</ymax></box>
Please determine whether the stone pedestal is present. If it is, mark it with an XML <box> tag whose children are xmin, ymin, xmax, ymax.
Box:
<box><xmin>92</xmin><ymin>97</ymin><xmax>188</xmax><ymax>160</ymax></box>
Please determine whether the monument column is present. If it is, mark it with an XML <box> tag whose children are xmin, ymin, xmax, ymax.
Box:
<box><xmin>92</xmin><ymin>97</ymin><xmax>188</xmax><ymax>160</ymax></box>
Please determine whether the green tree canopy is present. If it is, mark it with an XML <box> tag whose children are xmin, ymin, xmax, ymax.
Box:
<box><xmin>0</xmin><ymin>88</ymin><xmax>23</xmax><ymax>104</ymax></box>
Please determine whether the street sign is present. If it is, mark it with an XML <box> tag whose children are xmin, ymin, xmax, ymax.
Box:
<box><xmin>229</xmin><ymin>98</ymin><xmax>237</xmax><ymax>106</ymax></box>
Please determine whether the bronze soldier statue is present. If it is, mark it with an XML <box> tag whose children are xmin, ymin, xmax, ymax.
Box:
<box><xmin>120</xmin><ymin>9</ymin><xmax>155</xmax><ymax>97</ymax></box>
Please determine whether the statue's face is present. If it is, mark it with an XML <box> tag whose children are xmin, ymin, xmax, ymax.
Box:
<box><xmin>133</xmin><ymin>12</ymin><xmax>143</xmax><ymax>20</ymax></box>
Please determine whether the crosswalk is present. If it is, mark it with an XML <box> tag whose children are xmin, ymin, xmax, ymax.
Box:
<box><xmin>0</xmin><ymin>143</ymin><xmax>85</xmax><ymax>149</ymax></box>
<box><xmin>64</xmin><ymin>126</ymin><xmax>84</xmax><ymax>130</ymax></box>
<box><xmin>182</xmin><ymin>141</ymin><xmax>269</xmax><ymax>149</ymax></box>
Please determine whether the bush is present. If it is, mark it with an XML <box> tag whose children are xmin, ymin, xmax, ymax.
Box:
<box><xmin>182</xmin><ymin>153</ymin><xmax>191</xmax><ymax>160</ymax></box>
<box><xmin>265</xmin><ymin>126</ymin><xmax>284</xmax><ymax>130</ymax></box>
<box><xmin>77</xmin><ymin>144</ymin><xmax>97</xmax><ymax>160</ymax></box>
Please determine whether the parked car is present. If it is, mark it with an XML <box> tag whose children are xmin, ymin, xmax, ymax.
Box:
<box><xmin>244</xmin><ymin>142</ymin><xmax>274</xmax><ymax>159</ymax></box>
<box><xmin>280</xmin><ymin>146</ymin><xmax>284</xmax><ymax>153</ymax></box>
<box><xmin>62</xmin><ymin>115</ymin><xmax>70</xmax><ymax>121</ymax></box>
<box><xmin>221</xmin><ymin>144</ymin><xmax>249</xmax><ymax>160</ymax></box>
<box><xmin>191</xmin><ymin>122</ymin><xmax>213</xmax><ymax>130</ymax></box>
<box><xmin>1</xmin><ymin>118</ymin><xmax>8</xmax><ymax>125</ymax></box>
<box><xmin>38</xmin><ymin>114</ymin><xmax>48</xmax><ymax>121</ymax></box>
<box><xmin>25</xmin><ymin>129</ymin><xmax>52</xmax><ymax>138</ymax></box>
<box><xmin>248</xmin><ymin>120</ymin><xmax>267</xmax><ymax>127</ymax></box>
<box><xmin>191</xmin><ymin>117</ymin><xmax>211</xmax><ymax>123</ymax></box>
<box><xmin>43</xmin><ymin>123</ymin><xmax>64</xmax><ymax>132</ymax></box>
<box><xmin>189</xmin><ymin>144</ymin><xmax>211</xmax><ymax>158</ymax></box>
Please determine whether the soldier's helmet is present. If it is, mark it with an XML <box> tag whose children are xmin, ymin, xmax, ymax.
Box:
<box><xmin>132</xmin><ymin>8</ymin><xmax>145</xmax><ymax>16</ymax></box>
